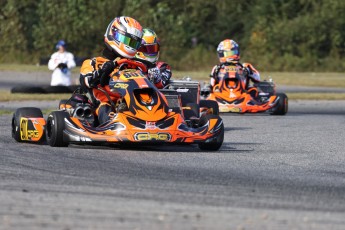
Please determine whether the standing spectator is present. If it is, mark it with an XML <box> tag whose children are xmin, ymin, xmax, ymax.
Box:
<box><xmin>48</xmin><ymin>40</ymin><xmax>76</xmax><ymax>86</ymax></box>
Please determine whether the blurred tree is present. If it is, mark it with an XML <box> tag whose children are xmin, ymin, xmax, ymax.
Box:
<box><xmin>33</xmin><ymin>0</ymin><xmax>125</xmax><ymax>58</ymax></box>
<box><xmin>0</xmin><ymin>0</ymin><xmax>38</xmax><ymax>62</ymax></box>
<box><xmin>0</xmin><ymin>0</ymin><xmax>344</xmax><ymax>71</ymax></box>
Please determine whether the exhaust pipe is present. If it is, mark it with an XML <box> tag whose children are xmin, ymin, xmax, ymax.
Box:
<box><xmin>83</xmin><ymin>106</ymin><xmax>92</xmax><ymax>118</ymax></box>
<box><xmin>74</xmin><ymin>106</ymin><xmax>85</xmax><ymax>118</ymax></box>
<box><xmin>74</xmin><ymin>105</ymin><xmax>93</xmax><ymax>118</ymax></box>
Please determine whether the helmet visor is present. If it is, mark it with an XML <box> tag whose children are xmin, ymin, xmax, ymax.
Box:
<box><xmin>218</xmin><ymin>50</ymin><xmax>239</xmax><ymax>58</ymax></box>
<box><xmin>113</xmin><ymin>30</ymin><xmax>142</xmax><ymax>50</ymax></box>
<box><xmin>138</xmin><ymin>44</ymin><xmax>160</xmax><ymax>56</ymax></box>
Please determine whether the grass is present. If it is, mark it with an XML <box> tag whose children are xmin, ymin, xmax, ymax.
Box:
<box><xmin>0</xmin><ymin>64</ymin><xmax>345</xmax><ymax>101</ymax></box>
<box><xmin>1</xmin><ymin>64</ymin><xmax>344</xmax><ymax>88</ymax></box>
<box><xmin>1</xmin><ymin>90</ymin><xmax>345</xmax><ymax>103</ymax></box>
<box><xmin>0</xmin><ymin>109</ymin><xmax>55</xmax><ymax>115</ymax></box>
<box><xmin>0</xmin><ymin>91</ymin><xmax>70</xmax><ymax>102</ymax></box>
<box><xmin>174</xmin><ymin>71</ymin><xmax>345</xmax><ymax>88</ymax></box>
<box><xmin>0</xmin><ymin>64</ymin><xmax>49</xmax><ymax>72</ymax></box>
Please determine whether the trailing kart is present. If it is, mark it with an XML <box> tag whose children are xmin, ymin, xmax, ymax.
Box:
<box><xmin>12</xmin><ymin>59</ymin><xmax>224</xmax><ymax>151</ymax></box>
<box><xmin>160</xmin><ymin>78</ymin><xmax>219</xmax><ymax>120</ymax></box>
<box><xmin>201</xmin><ymin>65</ymin><xmax>288</xmax><ymax>115</ymax></box>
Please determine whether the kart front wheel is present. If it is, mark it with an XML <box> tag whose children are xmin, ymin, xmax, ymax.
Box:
<box><xmin>12</xmin><ymin>107</ymin><xmax>44</xmax><ymax>142</ymax></box>
<box><xmin>271</xmin><ymin>93</ymin><xmax>288</xmax><ymax>115</ymax></box>
<box><xmin>46</xmin><ymin>111</ymin><xmax>69</xmax><ymax>147</ymax></box>
<box><xmin>198</xmin><ymin>114</ymin><xmax>224</xmax><ymax>151</ymax></box>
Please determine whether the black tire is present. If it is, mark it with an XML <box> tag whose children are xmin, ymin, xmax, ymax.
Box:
<box><xmin>43</xmin><ymin>86</ymin><xmax>71</xmax><ymax>94</ymax></box>
<box><xmin>46</xmin><ymin>111</ymin><xmax>69</xmax><ymax>147</ymax></box>
<box><xmin>198</xmin><ymin>114</ymin><xmax>224</xmax><ymax>151</ymax></box>
<box><xmin>271</xmin><ymin>93</ymin><xmax>288</xmax><ymax>115</ymax></box>
<box><xmin>183</xmin><ymin>109</ymin><xmax>197</xmax><ymax>121</ymax></box>
<box><xmin>186</xmin><ymin>103</ymin><xmax>200</xmax><ymax>118</ymax></box>
<box><xmin>12</xmin><ymin>107</ymin><xmax>44</xmax><ymax>142</ymax></box>
<box><xmin>199</xmin><ymin>100</ymin><xmax>219</xmax><ymax>115</ymax></box>
<box><xmin>11</xmin><ymin>86</ymin><xmax>45</xmax><ymax>94</ymax></box>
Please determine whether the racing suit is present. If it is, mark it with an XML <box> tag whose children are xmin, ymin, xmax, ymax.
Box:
<box><xmin>48</xmin><ymin>51</ymin><xmax>76</xmax><ymax>86</ymax></box>
<box><xmin>79</xmin><ymin>57</ymin><xmax>122</xmax><ymax>125</ymax></box>
<box><xmin>210</xmin><ymin>62</ymin><xmax>260</xmax><ymax>90</ymax></box>
<box><xmin>79</xmin><ymin>49</ymin><xmax>171</xmax><ymax>125</ymax></box>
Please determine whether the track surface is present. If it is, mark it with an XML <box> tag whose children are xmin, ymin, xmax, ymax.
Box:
<box><xmin>1</xmin><ymin>100</ymin><xmax>345</xmax><ymax>229</ymax></box>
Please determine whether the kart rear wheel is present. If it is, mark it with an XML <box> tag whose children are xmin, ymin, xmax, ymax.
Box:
<box><xmin>46</xmin><ymin>111</ymin><xmax>69</xmax><ymax>147</ymax></box>
<box><xmin>12</xmin><ymin>107</ymin><xmax>44</xmax><ymax>142</ymax></box>
<box><xmin>186</xmin><ymin>103</ymin><xmax>200</xmax><ymax>118</ymax></box>
<box><xmin>198</xmin><ymin>114</ymin><xmax>224</xmax><ymax>151</ymax></box>
<box><xmin>183</xmin><ymin>109</ymin><xmax>197</xmax><ymax>121</ymax></box>
<box><xmin>271</xmin><ymin>93</ymin><xmax>288</xmax><ymax>115</ymax></box>
<box><xmin>199</xmin><ymin>100</ymin><xmax>219</xmax><ymax>115</ymax></box>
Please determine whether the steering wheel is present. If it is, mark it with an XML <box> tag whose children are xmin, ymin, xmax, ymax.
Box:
<box><xmin>115</xmin><ymin>59</ymin><xmax>148</xmax><ymax>73</ymax></box>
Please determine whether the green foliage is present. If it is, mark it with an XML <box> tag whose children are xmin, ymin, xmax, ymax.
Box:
<box><xmin>33</xmin><ymin>0</ymin><xmax>125</xmax><ymax>58</ymax></box>
<box><xmin>246</xmin><ymin>0</ymin><xmax>345</xmax><ymax>71</ymax></box>
<box><xmin>0</xmin><ymin>0</ymin><xmax>344</xmax><ymax>71</ymax></box>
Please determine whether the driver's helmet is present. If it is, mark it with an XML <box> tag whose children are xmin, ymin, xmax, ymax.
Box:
<box><xmin>104</xmin><ymin>16</ymin><xmax>143</xmax><ymax>58</ymax></box>
<box><xmin>217</xmin><ymin>39</ymin><xmax>240</xmax><ymax>63</ymax></box>
<box><xmin>135</xmin><ymin>28</ymin><xmax>160</xmax><ymax>64</ymax></box>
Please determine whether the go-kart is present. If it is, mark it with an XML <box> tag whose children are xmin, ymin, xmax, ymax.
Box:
<box><xmin>159</xmin><ymin>77</ymin><xmax>219</xmax><ymax>120</ymax></box>
<box><xmin>12</xmin><ymin>59</ymin><xmax>224</xmax><ymax>151</ymax></box>
<box><xmin>201</xmin><ymin>65</ymin><xmax>288</xmax><ymax>115</ymax></box>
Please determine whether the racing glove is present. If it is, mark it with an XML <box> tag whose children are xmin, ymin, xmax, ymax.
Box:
<box><xmin>243</xmin><ymin>66</ymin><xmax>253</xmax><ymax>77</ymax></box>
<box><xmin>99</xmin><ymin>61</ymin><xmax>116</xmax><ymax>87</ymax></box>
<box><xmin>159</xmin><ymin>67</ymin><xmax>171</xmax><ymax>86</ymax></box>
<box><xmin>148</xmin><ymin>67</ymin><xmax>162</xmax><ymax>84</ymax></box>
<box><xmin>156</xmin><ymin>62</ymin><xmax>172</xmax><ymax>86</ymax></box>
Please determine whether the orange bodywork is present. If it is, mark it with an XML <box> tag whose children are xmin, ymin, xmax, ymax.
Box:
<box><xmin>207</xmin><ymin>66</ymin><xmax>278</xmax><ymax>113</ymax></box>
<box><xmin>65</xmin><ymin>111</ymin><xmax>220</xmax><ymax>143</ymax></box>
<box><xmin>63</xmin><ymin>60</ymin><xmax>223</xmax><ymax>144</ymax></box>
<box><xmin>19</xmin><ymin>117</ymin><xmax>46</xmax><ymax>141</ymax></box>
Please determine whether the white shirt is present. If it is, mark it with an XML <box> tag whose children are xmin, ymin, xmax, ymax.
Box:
<box><xmin>48</xmin><ymin>51</ymin><xmax>76</xmax><ymax>86</ymax></box>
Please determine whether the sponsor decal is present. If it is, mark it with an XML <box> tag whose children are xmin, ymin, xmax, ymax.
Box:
<box><xmin>229</xmin><ymin>107</ymin><xmax>241</xmax><ymax>112</ymax></box>
<box><xmin>122</xmin><ymin>71</ymin><xmax>144</xmax><ymax>79</ymax></box>
<box><xmin>224</xmin><ymin>66</ymin><xmax>237</xmax><ymax>72</ymax></box>
<box><xmin>113</xmin><ymin>83</ymin><xmax>128</xmax><ymax>89</ymax></box>
<box><xmin>145</xmin><ymin>121</ymin><xmax>156</xmax><ymax>130</ymax></box>
<box><xmin>20</xmin><ymin>118</ymin><xmax>40</xmax><ymax>140</ymax></box>
<box><xmin>134</xmin><ymin>132</ymin><xmax>171</xmax><ymax>141</ymax></box>
<box><xmin>176</xmin><ymin>88</ymin><xmax>189</xmax><ymax>93</ymax></box>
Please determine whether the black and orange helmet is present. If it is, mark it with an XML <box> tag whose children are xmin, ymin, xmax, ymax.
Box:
<box><xmin>104</xmin><ymin>16</ymin><xmax>143</xmax><ymax>58</ymax></box>
<box><xmin>217</xmin><ymin>39</ymin><xmax>240</xmax><ymax>63</ymax></box>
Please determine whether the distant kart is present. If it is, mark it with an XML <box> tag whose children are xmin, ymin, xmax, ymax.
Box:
<box><xmin>160</xmin><ymin>78</ymin><xmax>220</xmax><ymax>119</ymax></box>
<box><xmin>201</xmin><ymin>65</ymin><xmax>288</xmax><ymax>115</ymax></box>
<box><xmin>12</xmin><ymin>59</ymin><xmax>224</xmax><ymax>151</ymax></box>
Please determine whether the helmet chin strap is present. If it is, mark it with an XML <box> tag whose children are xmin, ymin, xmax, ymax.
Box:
<box><xmin>102</xmin><ymin>45</ymin><xmax>120</xmax><ymax>60</ymax></box>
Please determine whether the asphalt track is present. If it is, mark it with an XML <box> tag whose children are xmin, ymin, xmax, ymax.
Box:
<box><xmin>1</xmin><ymin>99</ymin><xmax>345</xmax><ymax>230</ymax></box>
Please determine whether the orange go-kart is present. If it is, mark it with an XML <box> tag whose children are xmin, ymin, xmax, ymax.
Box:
<box><xmin>201</xmin><ymin>65</ymin><xmax>288</xmax><ymax>115</ymax></box>
<box><xmin>11</xmin><ymin>59</ymin><xmax>224</xmax><ymax>151</ymax></box>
